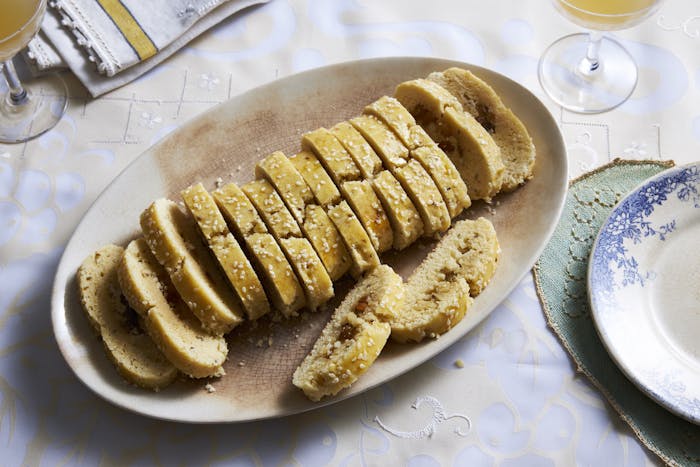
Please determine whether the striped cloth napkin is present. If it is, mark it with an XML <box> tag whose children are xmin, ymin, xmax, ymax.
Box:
<box><xmin>27</xmin><ymin>0</ymin><xmax>267</xmax><ymax>96</ymax></box>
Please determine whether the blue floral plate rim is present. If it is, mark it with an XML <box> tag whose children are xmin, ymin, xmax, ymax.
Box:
<box><xmin>588</xmin><ymin>161</ymin><xmax>700</xmax><ymax>426</ymax></box>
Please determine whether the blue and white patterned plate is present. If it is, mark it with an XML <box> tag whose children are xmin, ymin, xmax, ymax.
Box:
<box><xmin>589</xmin><ymin>162</ymin><xmax>700</xmax><ymax>425</ymax></box>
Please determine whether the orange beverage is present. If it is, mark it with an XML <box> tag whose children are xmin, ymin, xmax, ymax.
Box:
<box><xmin>0</xmin><ymin>0</ymin><xmax>46</xmax><ymax>61</ymax></box>
<box><xmin>555</xmin><ymin>0</ymin><xmax>661</xmax><ymax>30</ymax></box>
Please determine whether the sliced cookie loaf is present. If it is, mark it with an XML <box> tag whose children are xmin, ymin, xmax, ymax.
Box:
<box><xmin>182</xmin><ymin>183</ymin><xmax>269</xmax><ymax>320</ymax></box>
<box><xmin>257</xmin><ymin>151</ymin><xmax>351</xmax><ymax>281</ymax></box>
<box><xmin>302</xmin><ymin>129</ymin><xmax>393</xmax><ymax>254</ymax></box>
<box><xmin>290</xmin><ymin>150</ymin><xmax>380</xmax><ymax>277</ymax></box>
<box><xmin>390</xmin><ymin>217</ymin><xmax>500</xmax><ymax>343</ymax></box>
<box><xmin>292</xmin><ymin>265</ymin><xmax>404</xmax><ymax>401</ymax></box>
<box><xmin>78</xmin><ymin>244</ymin><xmax>178</xmax><ymax>389</ymax></box>
<box><xmin>394</xmin><ymin>78</ymin><xmax>504</xmax><ymax>201</ymax></box>
<box><xmin>332</xmin><ymin>117</ymin><xmax>424</xmax><ymax>250</ymax></box>
<box><xmin>243</xmin><ymin>179</ymin><xmax>334</xmax><ymax>311</ymax></box>
<box><xmin>371</xmin><ymin>170</ymin><xmax>424</xmax><ymax>250</ymax></box>
<box><xmin>428</xmin><ymin>68</ymin><xmax>535</xmax><ymax>191</ymax></box>
<box><xmin>351</xmin><ymin>114</ymin><xmax>450</xmax><ymax>236</ymax></box>
<box><xmin>213</xmin><ymin>182</ymin><xmax>306</xmax><ymax>317</ymax></box>
<box><xmin>330</xmin><ymin>121</ymin><xmax>384</xmax><ymax>179</ymax></box>
<box><xmin>364</xmin><ymin>96</ymin><xmax>471</xmax><ymax>218</ymax></box>
<box><xmin>140</xmin><ymin>199</ymin><xmax>244</xmax><ymax>335</ymax></box>
<box><xmin>327</xmin><ymin>200</ymin><xmax>380</xmax><ymax>278</ymax></box>
<box><xmin>119</xmin><ymin>238</ymin><xmax>228</xmax><ymax>378</ymax></box>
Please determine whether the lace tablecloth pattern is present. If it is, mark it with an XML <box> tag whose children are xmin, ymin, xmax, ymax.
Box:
<box><xmin>1</xmin><ymin>1</ymin><xmax>699</xmax><ymax>465</ymax></box>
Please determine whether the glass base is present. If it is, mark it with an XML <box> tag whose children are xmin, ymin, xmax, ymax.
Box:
<box><xmin>538</xmin><ymin>33</ymin><xmax>637</xmax><ymax>114</ymax></box>
<box><xmin>0</xmin><ymin>73</ymin><xmax>68</xmax><ymax>143</ymax></box>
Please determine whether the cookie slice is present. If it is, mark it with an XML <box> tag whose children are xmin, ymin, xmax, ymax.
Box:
<box><xmin>119</xmin><ymin>239</ymin><xmax>228</xmax><ymax>378</ymax></box>
<box><xmin>256</xmin><ymin>151</ymin><xmax>315</xmax><ymax>226</ymax></box>
<box><xmin>349</xmin><ymin>114</ymin><xmax>409</xmax><ymax>170</ymax></box>
<box><xmin>390</xmin><ymin>218</ymin><xmax>500</xmax><ymax>343</ymax></box>
<box><xmin>301</xmin><ymin>128</ymin><xmax>362</xmax><ymax>185</ymax></box>
<box><xmin>302</xmin><ymin>204</ymin><xmax>351</xmax><ymax>281</ymax></box>
<box><xmin>213</xmin><ymin>182</ymin><xmax>306</xmax><ymax>316</ymax></box>
<box><xmin>408</xmin><ymin>126</ymin><xmax>471</xmax><ymax>218</ymax></box>
<box><xmin>78</xmin><ymin>244</ymin><xmax>178</xmax><ymax>390</ymax></box>
<box><xmin>393</xmin><ymin>159</ymin><xmax>451</xmax><ymax>236</ymax></box>
<box><xmin>394</xmin><ymin>78</ymin><xmax>504</xmax><ymax>201</ymax></box>
<box><xmin>364</xmin><ymin>95</ymin><xmax>416</xmax><ymax>149</ymax></box>
<box><xmin>341</xmin><ymin>180</ymin><xmax>393</xmax><ymax>253</ymax></box>
<box><xmin>292</xmin><ymin>265</ymin><xmax>404</xmax><ymax>401</ymax></box>
<box><xmin>330</xmin><ymin>121</ymin><xmax>384</xmax><ymax>179</ymax></box>
<box><xmin>242</xmin><ymin>179</ymin><xmax>302</xmax><ymax>240</ymax></box>
<box><xmin>278</xmin><ymin>237</ymin><xmax>334</xmax><ymax>310</ymax></box>
<box><xmin>140</xmin><ymin>199</ymin><xmax>244</xmax><ymax>335</ymax></box>
<box><xmin>182</xmin><ymin>183</ymin><xmax>270</xmax><ymax>320</ymax></box>
<box><xmin>212</xmin><ymin>182</ymin><xmax>268</xmax><ymax>236</ymax></box>
<box><xmin>257</xmin><ymin>151</ymin><xmax>350</xmax><ymax>281</ymax></box>
<box><xmin>327</xmin><ymin>200</ymin><xmax>380</xmax><ymax>278</ymax></box>
<box><xmin>428</xmin><ymin>67</ymin><xmax>535</xmax><ymax>191</ymax></box>
<box><xmin>451</xmin><ymin>217</ymin><xmax>501</xmax><ymax>296</ymax></box>
<box><xmin>247</xmin><ymin>233</ymin><xmax>306</xmax><ymax>316</ymax></box>
<box><xmin>371</xmin><ymin>170</ymin><xmax>424</xmax><ymax>250</ymax></box>
<box><xmin>289</xmin><ymin>150</ymin><xmax>341</xmax><ymax>207</ymax></box>
<box><xmin>365</xmin><ymin>96</ymin><xmax>471</xmax><ymax>218</ymax></box>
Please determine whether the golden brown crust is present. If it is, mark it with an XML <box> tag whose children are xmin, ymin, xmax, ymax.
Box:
<box><xmin>257</xmin><ymin>151</ymin><xmax>350</xmax><ymax>281</ymax></box>
<box><xmin>393</xmin><ymin>159</ymin><xmax>451</xmax><ymax>237</ymax></box>
<box><xmin>242</xmin><ymin>179</ymin><xmax>302</xmax><ymax>240</ymax></box>
<box><xmin>256</xmin><ymin>151</ymin><xmax>315</xmax><ymax>226</ymax></box>
<box><xmin>349</xmin><ymin>114</ymin><xmax>409</xmax><ymax>170</ymax></box>
<box><xmin>247</xmin><ymin>233</ymin><xmax>306</xmax><ymax>316</ymax></box>
<box><xmin>364</xmin><ymin>95</ymin><xmax>416</xmax><ymax>149</ymax></box>
<box><xmin>279</xmin><ymin>237</ymin><xmax>334</xmax><ymax>310</ymax></box>
<box><xmin>365</xmin><ymin>96</ymin><xmax>470</xmax><ymax>218</ymax></box>
<box><xmin>212</xmin><ymin>182</ymin><xmax>268</xmax><ymax>237</ymax></box>
<box><xmin>302</xmin><ymin>204</ymin><xmax>351</xmax><ymax>281</ymax></box>
<box><xmin>409</xmin><ymin>126</ymin><xmax>471</xmax><ymax>218</ymax></box>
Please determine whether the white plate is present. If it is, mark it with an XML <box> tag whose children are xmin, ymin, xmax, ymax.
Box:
<box><xmin>51</xmin><ymin>57</ymin><xmax>567</xmax><ymax>422</ymax></box>
<box><xmin>589</xmin><ymin>162</ymin><xmax>700</xmax><ymax>425</ymax></box>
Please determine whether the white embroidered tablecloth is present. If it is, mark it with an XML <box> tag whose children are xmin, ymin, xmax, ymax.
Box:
<box><xmin>1</xmin><ymin>1</ymin><xmax>699</xmax><ymax>465</ymax></box>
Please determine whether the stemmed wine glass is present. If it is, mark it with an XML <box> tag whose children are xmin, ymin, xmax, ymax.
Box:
<box><xmin>538</xmin><ymin>0</ymin><xmax>663</xmax><ymax>114</ymax></box>
<box><xmin>0</xmin><ymin>0</ymin><xmax>67</xmax><ymax>143</ymax></box>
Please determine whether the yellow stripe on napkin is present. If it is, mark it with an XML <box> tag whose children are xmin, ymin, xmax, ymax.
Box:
<box><xmin>97</xmin><ymin>0</ymin><xmax>157</xmax><ymax>60</ymax></box>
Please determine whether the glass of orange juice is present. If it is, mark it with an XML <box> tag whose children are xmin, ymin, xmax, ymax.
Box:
<box><xmin>538</xmin><ymin>0</ymin><xmax>663</xmax><ymax>113</ymax></box>
<box><xmin>1</xmin><ymin>0</ymin><xmax>67</xmax><ymax>143</ymax></box>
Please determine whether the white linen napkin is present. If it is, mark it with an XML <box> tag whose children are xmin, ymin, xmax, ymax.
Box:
<box><xmin>26</xmin><ymin>0</ymin><xmax>267</xmax><ymax>96</ymax></box>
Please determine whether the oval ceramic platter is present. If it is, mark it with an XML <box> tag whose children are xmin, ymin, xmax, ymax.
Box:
<box><xmin>589</xmin><ymin>162</ymin><xmax>700</xmax><ymax>425</ymax></box>
<box><xmin>52</xmin><ymin>58</ymin><xmax>567</xmax><ymax>422</ymax></box>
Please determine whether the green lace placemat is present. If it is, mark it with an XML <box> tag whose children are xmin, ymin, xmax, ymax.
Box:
<box><xmin>533</xmin><ymin>159</ymin><xmax>700</xmax><ymax>467</ymax></box>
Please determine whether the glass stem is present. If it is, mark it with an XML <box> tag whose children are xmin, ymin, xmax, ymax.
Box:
<box><xmin>578</xmin><ymin>32</ymin><xmax>603</xmax><ymax>77</ymax></box>
<box><xmin>2</xmin><ymin>60</ymin><xmax>28</xmax><ymax>106</ymax></box>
